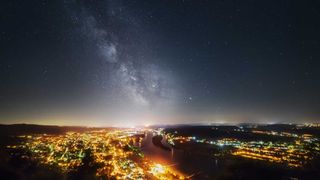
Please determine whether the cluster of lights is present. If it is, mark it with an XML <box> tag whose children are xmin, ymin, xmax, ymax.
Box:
<box><xmin>252</xmin><ymin>130</ymin><xmax>299</xmax><ymax>138</ymax></box>
<box><xmin>7</xmin><ymin>129</ymin><xmax>186</xmax><ymax>179</ymax></box>
<box><xmin>231</xmin><ymin>140</ymin><xmax>311</xmax><ymax>167</ymax></box>
<box><xmin>165</xmin><ymin>130</ymin><xmax>319</xmax><ymax>168</ymax></box>
<box><xmin>299</xmin><ymin>123</ymin><xmax>320</xmax><ymax>128</ymax></box>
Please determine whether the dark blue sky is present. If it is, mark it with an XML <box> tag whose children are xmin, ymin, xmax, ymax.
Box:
<box><xmin>0</xmin><ymin>0</ymin><xmax>319</xmax><ymax>126</ymax></box>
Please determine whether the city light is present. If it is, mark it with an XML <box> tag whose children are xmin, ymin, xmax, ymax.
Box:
<box><xmin>7</xmin><ymin>129</ymin><xmax>186</xmax><ymax>180</ymax></box>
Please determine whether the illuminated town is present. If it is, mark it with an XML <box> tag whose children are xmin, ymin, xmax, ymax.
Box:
<box><xmin>164</xmin><ymin>124</ymin><xmax>320</xmax><ymax>168</ymax></box>
<box><xmin>1</xmin><ymin>123</ymin><xmax>320</xmax><ymax>179</ymax></box>
<box><xmin>6</xmin><ymin>129</ymin><xmax>186</xmax><ymax>180</ymax></box>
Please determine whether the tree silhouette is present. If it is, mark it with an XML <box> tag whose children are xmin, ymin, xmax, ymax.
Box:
<box><xmin>68</xmin><ymin>148</ymin><xmax>100</xmax><ymax>180</ymax></box>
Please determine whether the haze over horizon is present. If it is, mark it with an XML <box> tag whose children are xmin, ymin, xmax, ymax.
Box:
<box><xmin>1</xmin><ymin>0</ymin><xmax>319</xmax><ymax>126</ymax></box>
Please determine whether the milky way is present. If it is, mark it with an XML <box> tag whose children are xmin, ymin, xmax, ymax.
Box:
<box><xmin>62</xmin><ymin>0</ymin><xmax>179</xmax><ymax>125</ymax></box>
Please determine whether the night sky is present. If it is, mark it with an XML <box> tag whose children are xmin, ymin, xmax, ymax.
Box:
<box><xmin>1</xmin><ymin>0</ymin><xmax>320</xmax><ymax>126</ymax></box>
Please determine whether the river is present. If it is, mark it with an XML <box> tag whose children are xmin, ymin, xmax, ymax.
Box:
<box><xmin>140</xmin><ymin>132</ymin><xmax>223</xmax><ymax>179</ymax></box>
